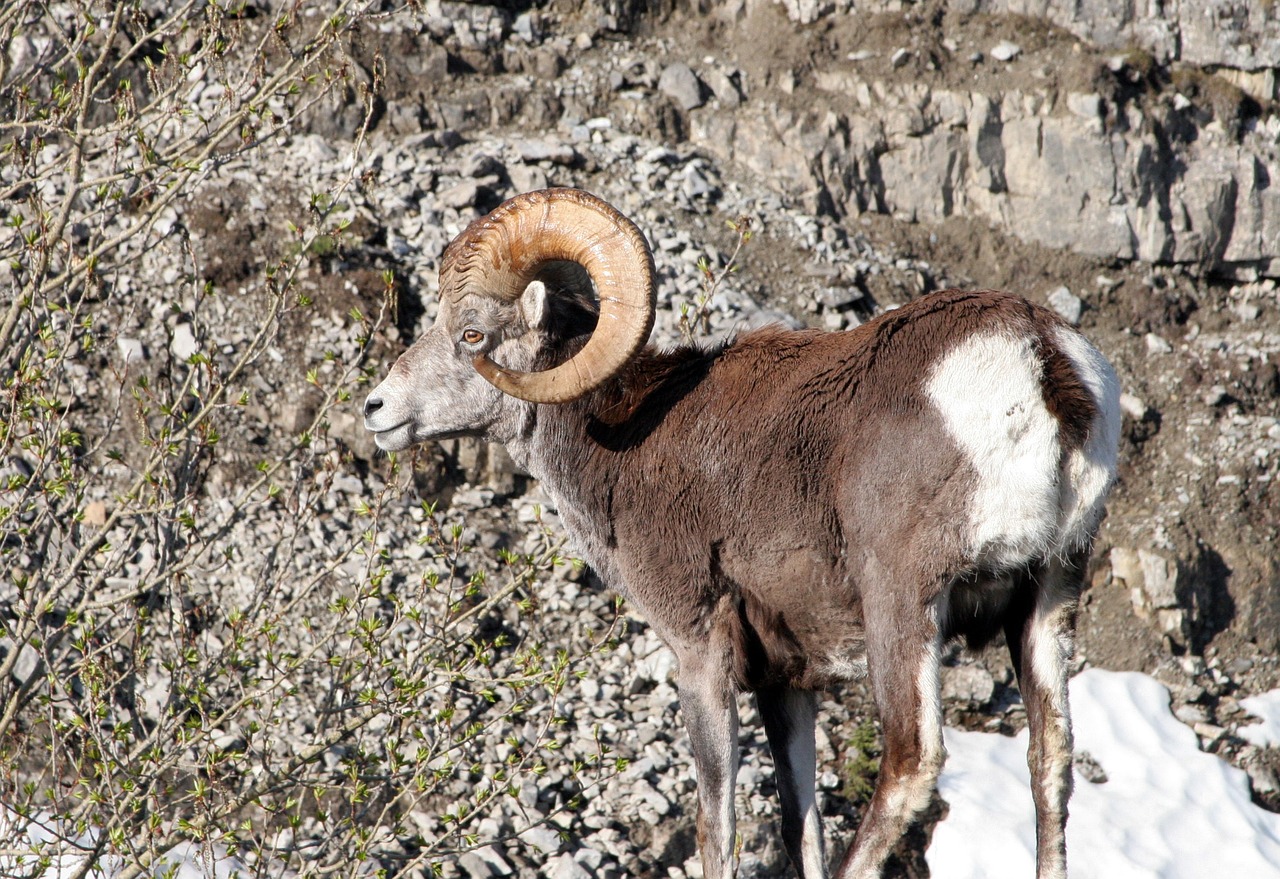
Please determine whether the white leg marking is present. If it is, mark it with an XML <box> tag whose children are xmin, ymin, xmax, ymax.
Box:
<box><xmin>801</xmin><ymin>816</ymin><xmax>826</xmax><ymax>879</ymax></box>
<box><xmin>926</xmin><ymin>333</ymin><xmax>1062</xmax><ymax>567</ymax></box>
<box><xmin>722</xmin><ymin>706</ymin><xmax>739</xmax><ymax>869</ymax></box>
<box><xmin>1030</xmin><ymin>580</ymin><xmax>1076</xmax><ymax>730</ymax></box>
<box><xmin>912</xmin><ymin>624</ymin><xmax>947</xmax><ymax>810</ymax></box>
<box><xmin>784</xmin><ymin>724</ymin><xmax>827</xmax><ymax>878</ymax></box>
<box><xmin>1028</xmin><ymin>585</ymin><xmax>1075</xmax><ymax>879</ymax></box>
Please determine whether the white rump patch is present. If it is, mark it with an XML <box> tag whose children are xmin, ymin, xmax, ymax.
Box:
<box><xmin>926</xmin><ymin>333</ymin><xmax>1062</xmax><ymax>567</ymax></box>
<box><xmin>1051</xmin><ymin>326</ymin><xmax>1121</xmax><ymax>551</ymax></box>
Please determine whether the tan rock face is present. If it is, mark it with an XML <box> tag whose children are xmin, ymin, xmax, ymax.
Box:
<box><xmin>833</xmin><ymin>0</ymin><xmax>1280</xmax><ymax>73</ymax></box>
<box><xmin>695</xmin><ymin>74</ymin><xmax>1280</xmax><ymax>279</ymax></box>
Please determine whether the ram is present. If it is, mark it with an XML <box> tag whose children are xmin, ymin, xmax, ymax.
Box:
<box><xmin>364</xmin><ymin>188</ymin><xmax>1121</xmax><ymax>879</ymax></box>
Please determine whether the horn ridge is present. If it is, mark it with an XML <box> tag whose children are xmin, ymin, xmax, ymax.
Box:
<box><xmin>445</xmin><ymin>188</ymin><xmax>656</xmax><ymax>404</ymax></box>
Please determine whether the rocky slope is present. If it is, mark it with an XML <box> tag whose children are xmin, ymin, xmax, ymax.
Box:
<box><xmin>5</xmin><ymin>1</ymin><xmax>1280</xmax><ymax>877</ymax></box>
<box><xmin>338</xmin><ymin>0</ymin><xmax>1280</xmax><ymax>720</ymax></box>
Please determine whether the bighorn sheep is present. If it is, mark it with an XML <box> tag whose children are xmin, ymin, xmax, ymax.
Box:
<box><xmin>364</xmin><ymin>188</ymin><xmax>1121</xmax><ymax>879</ymax></box>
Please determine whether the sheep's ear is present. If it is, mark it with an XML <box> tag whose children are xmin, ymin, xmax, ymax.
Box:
<box><xmin>519</xmin><ymin>280</ymin><xmax>549</xmax><ymax>330</ymax></box>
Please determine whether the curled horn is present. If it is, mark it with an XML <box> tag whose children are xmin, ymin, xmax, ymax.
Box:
<box><xmin>440</xmin><ymin>188</ymin><xmax>657</xmax><ymax>404</ymax></box>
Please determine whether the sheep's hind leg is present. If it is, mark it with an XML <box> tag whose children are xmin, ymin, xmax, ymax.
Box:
<box><xmin>758</xmin><ymin>686</ymin><xmax>827</xmax><ymax>878</ymax></box>
<box><xmin>835</xmin><ymin>585</ymin><xmax>945</xmax><ymax>879</ymax></box>
<box><xmin>678</xmin><ymin>648</ymin><xmax>740</xmax><ymax>879</ymax></box>
<box><xmin>1005</xmin><ymin>553</ymin><xmax>1085</xmax><ymax>879</ymax></box>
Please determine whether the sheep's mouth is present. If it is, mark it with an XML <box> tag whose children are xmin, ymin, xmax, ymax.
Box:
<box><xmin>372</xmin><ymin>422</ymin><xmax>414</xmax><ymax>452</ymax></box>
<box><xmin>373</xmin><ymin>422</ymin><xmax>473</xmax><ymax>450</ymax></box>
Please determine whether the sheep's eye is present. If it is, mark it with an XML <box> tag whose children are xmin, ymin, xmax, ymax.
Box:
<box><xmin>461</xmin><ymin>329</ymin><xmax>484</xmax><ymax>345</ymax></box>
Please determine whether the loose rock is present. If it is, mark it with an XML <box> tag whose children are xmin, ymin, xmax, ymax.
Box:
<box><xmin>171</xmin><ymin>323</ymin><xmax>199</xmax><ymax>361</ymax></box>
<box><xmin>990</xmin><ymin>41</ymin><xmax>1021</xmax><ymax>62</ymax></box>
<box><xmin>658</xmin><ymin>62</ymin><xmax>705</xmax><ymax>111</ymax></box>
<box><xmin>942</xmin><ymin>664</ymin><xmax>996</xmax><ymax>705</ymax></box>
<box><xmin>1047</xmin><ymin>286</ymin><xmax>1083</xmax><ymax>325</ymax></box>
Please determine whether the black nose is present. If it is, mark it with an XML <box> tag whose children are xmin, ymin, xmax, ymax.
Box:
<box><xmin>364</xmin><ymin>396</ymin><xmax>383</xmax><ymax>418</ymax></box>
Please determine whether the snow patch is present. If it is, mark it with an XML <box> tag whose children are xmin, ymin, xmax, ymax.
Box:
<box><xmin>1241</xmin><ymin>689</ymin><xmax>1280</xmax><ymax>749</ymax></box>
<box><xmin>929</xmin><ymin>669</ymin><xmax>1280</xmax><ymax>879</ymax></box>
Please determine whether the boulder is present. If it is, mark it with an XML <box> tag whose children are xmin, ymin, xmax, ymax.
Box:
<box><xmin>657</xmin><ymin>62</ymin><xmax>706</xmax><ymax>111</ymax></box>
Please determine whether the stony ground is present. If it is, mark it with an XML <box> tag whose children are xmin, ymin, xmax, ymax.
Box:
<box><xmin>5</xmin><ymin>1</ymin><xmax>1280</xmax><ymax>877</ymax></box>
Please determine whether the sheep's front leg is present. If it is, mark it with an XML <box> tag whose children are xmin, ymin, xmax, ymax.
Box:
<box><xmin>759</xmin><ymin>686</ymin><xmax>827</xmax><ymax>878</ymax></box>
<box><xmin>678</xmin><ymin>649</ymin><xmax>740</xmax><ymax>879</ymax></box>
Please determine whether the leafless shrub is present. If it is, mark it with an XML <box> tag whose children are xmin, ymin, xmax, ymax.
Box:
<box><xmin>0</xmin><ymin>3</ymin><xmax>621</xmax><ymax>875</ymax></box>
